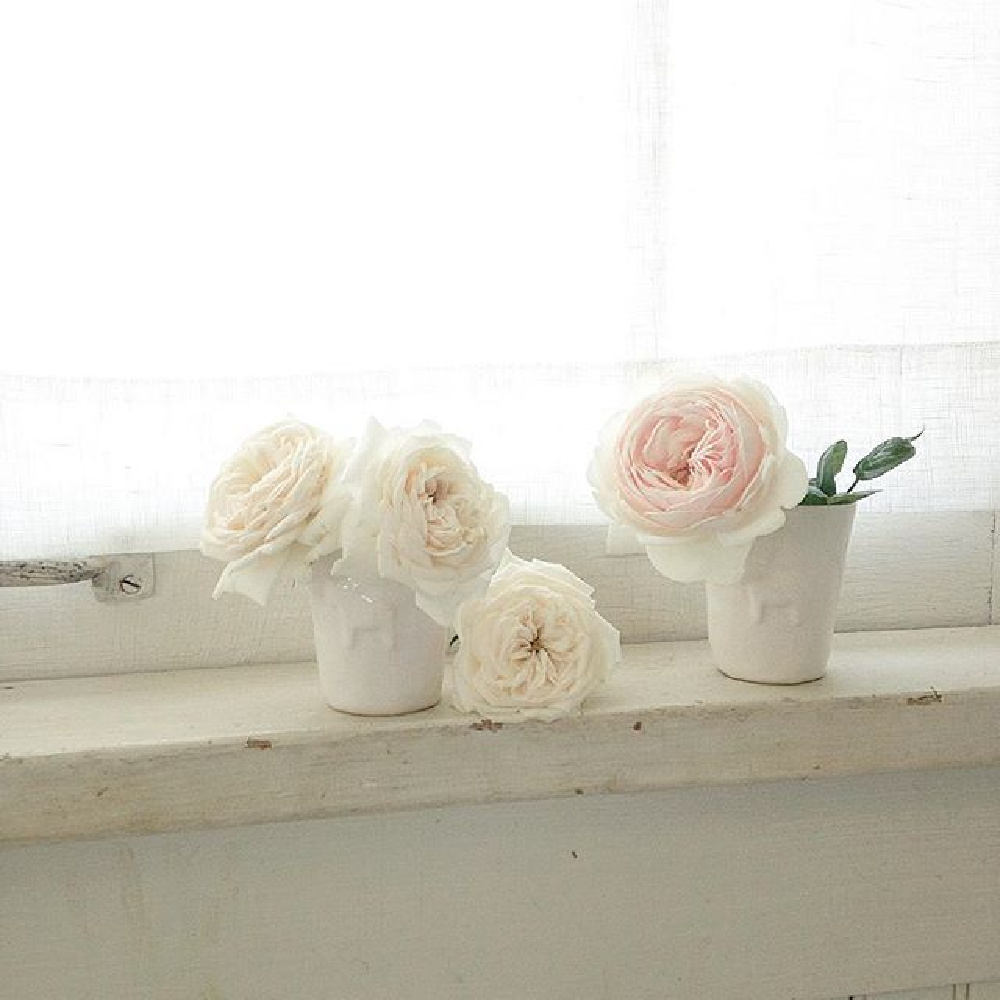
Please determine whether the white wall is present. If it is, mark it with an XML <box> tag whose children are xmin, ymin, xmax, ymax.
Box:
<box><xmin>4</xmin><ymin>766</ymin><xmax>1000</xmax><ymax>999</ymax></box>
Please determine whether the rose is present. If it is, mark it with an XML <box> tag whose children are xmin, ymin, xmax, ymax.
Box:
<box><xmin>332</xmin><ymin>419</ymin><xmax>510</xmax><ymax>627</ymax></box>
<box><xmin>588</xmin><ymin>377</ymin><xmax>808</xmax><ymax>584</ymax></box>
<box><xmin>450</xmin><ymin>552</ymin><xmax>621</xmax><ymax>719</ymax></box>
<box><xmin>201</xmin><ymin>419</ymin><xmax>352</xmax><ymax>604</ymax></box>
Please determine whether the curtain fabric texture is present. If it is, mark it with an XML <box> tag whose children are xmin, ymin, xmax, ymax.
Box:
<box><xmin>1</xmin><ymin>1</ymin><xmax>998</xmax><ymax>559</ymax></box>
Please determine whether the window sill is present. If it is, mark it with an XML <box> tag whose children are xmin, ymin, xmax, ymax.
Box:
<box><xmin>3</xmin><ymin>625</ymin><xmax>1000</xmax><ymax>845</ymax></box>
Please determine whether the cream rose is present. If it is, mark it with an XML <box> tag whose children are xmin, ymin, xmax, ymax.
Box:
<box><xmin>450</xmin><ymin>552</ymin><xmax>621</xmax><ymax>719</ymax></box>
<box><xmin>589</xmin><ymin>377</ymin><xmax>808</xmax><ymax>584</ymax></box>
<box><xmin>201</xmin><ymin>419</ymin><xmax>352</xmax><ymax>604</ymax></box>
<box><xmin>333</xmin><ymin>419</ymin><xmax>510</xmax><ymax>627</ymax></box>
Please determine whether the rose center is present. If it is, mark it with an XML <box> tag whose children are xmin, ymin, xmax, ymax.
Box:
<box><xmin>666</xmin><ymin>424</ymin><xmax>727</xmax><ymax>489</ymax></box>
<box><xmin>670</xmin><ymin>455</ymin><xmax>694</xmax><ymax>486</ymax></box>
<box><xmin>645</xmin><ymin>418</ymin><xmax>718</xmax><ymax>490</ymax></box>
<box><xmin>515</xmin><ymin>613</ymin><xmax>546</xmax><ymax>657</ymax></box>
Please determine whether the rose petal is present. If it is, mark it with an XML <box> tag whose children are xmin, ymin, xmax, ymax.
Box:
<box><xmin>717</xmin><ymin>452</ymin><xmax>808</xmax><ymax>546</ymax></box>
<box><xmin>213</xmin><ymin>546</ymin><xmax>297</xmax><ymax>605</ymax></box>
<box><xmin>644</xmin><ymin>534</ymin><xmax>752</xmax><ymax>584</ymax></box>
<box><xmin>605</xmin><ymin>522</ymin><xmax>645</xmax><ymax>556</ymax></box>
<box><xmin>771</xmin><ymin>451</ymin><xmax>810</xmax><ymax>508</ymax></box>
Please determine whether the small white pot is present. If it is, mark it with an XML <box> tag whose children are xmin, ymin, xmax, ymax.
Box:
<box><xmin>705</xmin><ymin>504</ymin><xmax>856</xmax><ymax>685</ymax></box>
<box><xmin>309</xmin><ymin>557</ymin><xmax>448</xmax><ymax>715</ymax></box>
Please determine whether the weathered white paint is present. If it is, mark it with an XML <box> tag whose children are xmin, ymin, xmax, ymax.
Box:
<box><xmin>3</xmin><ymin>626</ymin><xmax>1000</xmax><ymax>845</ymax></box>
<box><xmin>991</xmin><ymin>512</ymin><xmax>999</xmax><ymax>626</ymax></box>
<box><xmin>3</xmin><ymin>768</ymin><xmax>1000</xmax><ymax>1000</ymax></box>
<box><xmin>854</xmin><ymin>988</ymin><xmax>958</xmax><ymax>1000</ymax></box>
<box><xmin>971</xmin><ymin>982</ymin><xmax>1000</xmax><ymax>998</ymax></box>
<box><xmin>0</xmin><ymin>558</ymin><xmax>103</xmax><ymax>587</ymax></box>
<box><xmin>0</xmin><ymin>512</ymin><xmax>995</xmax><ymax>682</ymax></box>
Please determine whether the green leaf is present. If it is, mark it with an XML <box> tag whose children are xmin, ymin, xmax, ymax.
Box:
<box><xmin>816</xmin><ymin>440</ymin><xmax>847</xmax><ymax>496</ymax></box>
<box><xmin>827</xmin><ymin>489</ymin><xmax>881</xmax><ymax>505</ymax></box>
<box><xmin>852</xmin><ymin>430</ymin><xmax>922</xmax><ymax>482</ymax></box>
<box><xmin>798</xmin><ymin>485</ymin><xmax>832</xmax><ymax>506</ymax></box>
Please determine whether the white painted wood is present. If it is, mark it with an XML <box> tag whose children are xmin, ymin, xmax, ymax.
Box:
<box><xmin>0</xmin><ymin>557</ymin><xmax>103</xmax><ymax>586</ymax></box>
<box><xmin>3</xmin><ymin>767</ymin><xmax>1000</xmax><ymax>1000</ymax></box>
<box><xmin>857</xmin><ymin>988</ymin><xmax>957</xmax><ymax>999</ymax></box>
<box><xmin>4</xmin><ymin>626</ymin><xmax>1000</xmax><ymax>845</ymax></box>
<box><xmin>992</xmin><ymin>512</ymin><xmax>999</xmax><ymax>626</ymax></box>
<box><xmin>0</xmin><ymin>548</ymin><xmax>318</xmax><ymax>683</ymax></box>
<box><xmin>0</xmin><ymin>512</ymin><xmax>993</xmax><ymax>682</ymax></box>
<box><xmin>512</xmin><ymin>524</ymin><xmax>708</xmax><ymax>645</ymax></box>
<box><xmin>837</xmin><ymin>512</ymin><xmax>992</xmax><ymax>633</ymax></box>
<box><xmin>523</xmin><ymin>511</ymin><xmax>994</xmax><ymax>643</ymax></box>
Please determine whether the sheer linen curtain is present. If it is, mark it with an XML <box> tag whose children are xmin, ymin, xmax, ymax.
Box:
<box><xmin>1</xmin><ymin>0</ymin><xmax>998</xmax><ymax>561</ymax></box>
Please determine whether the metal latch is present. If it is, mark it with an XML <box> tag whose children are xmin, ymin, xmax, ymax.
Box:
<box><xmin>0</xmin><ymin>554</ymin><xmax>156</xmax><ymax>602</ymax></box>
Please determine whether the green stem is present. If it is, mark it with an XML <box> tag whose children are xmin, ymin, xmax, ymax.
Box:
<box><xmin>846</xmin><ymin>476</ymin><xmax>860</xmax><ymax>494</ymax></box>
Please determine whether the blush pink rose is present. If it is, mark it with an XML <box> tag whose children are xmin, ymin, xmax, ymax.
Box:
<box><xmin>588</xmin><ymin>377</ymin><xmax>808</xmax><ymax>583</ymax></box>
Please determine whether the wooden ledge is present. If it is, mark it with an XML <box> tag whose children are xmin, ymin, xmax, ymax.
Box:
<box><xmin>2</xmin><ymin>626</ymin><xmax>1000</xmax><ymax>844</ymax></box>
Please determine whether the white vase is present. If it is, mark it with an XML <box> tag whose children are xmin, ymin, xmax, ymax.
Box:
<box><xmin>309</xmin><ymin>557</ymin><xmax>448</xmax><ymax>715</ymax></box>
<box><xmin>705</xmin><ymin>504</ymin><xmax>856</xmax><ymax>685</ymax></box>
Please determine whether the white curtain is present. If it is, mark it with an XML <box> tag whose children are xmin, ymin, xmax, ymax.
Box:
<box><xmin>1</xmin><ymin>1</ymin><xmax>998</xmax><ymax>559</ymax></box>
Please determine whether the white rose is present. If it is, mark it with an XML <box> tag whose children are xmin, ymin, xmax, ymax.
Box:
<box><xmin>589</xmin><ymin>376</ymin><xmax>808</xmax><ymax>584</ymax></box>
<box><xmin>450</xmin><ymin>552</ymin><xmax>621</xmax><ymax>719</ymax></box>
<box><xmin>333</xmin><ymin>418</ymin><xmax>510</xmax><ymax>627</ymax></box>
<box><xmin>201</xmin><ymin>419</ymin><xmax>352</xmax><ymax>605</ymax></box>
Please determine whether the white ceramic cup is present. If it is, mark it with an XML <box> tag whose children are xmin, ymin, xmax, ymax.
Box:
<box><xmin>705</xmin><ymin>504</ymin><xmax>856</xmax><ymax>684</ymax></box>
